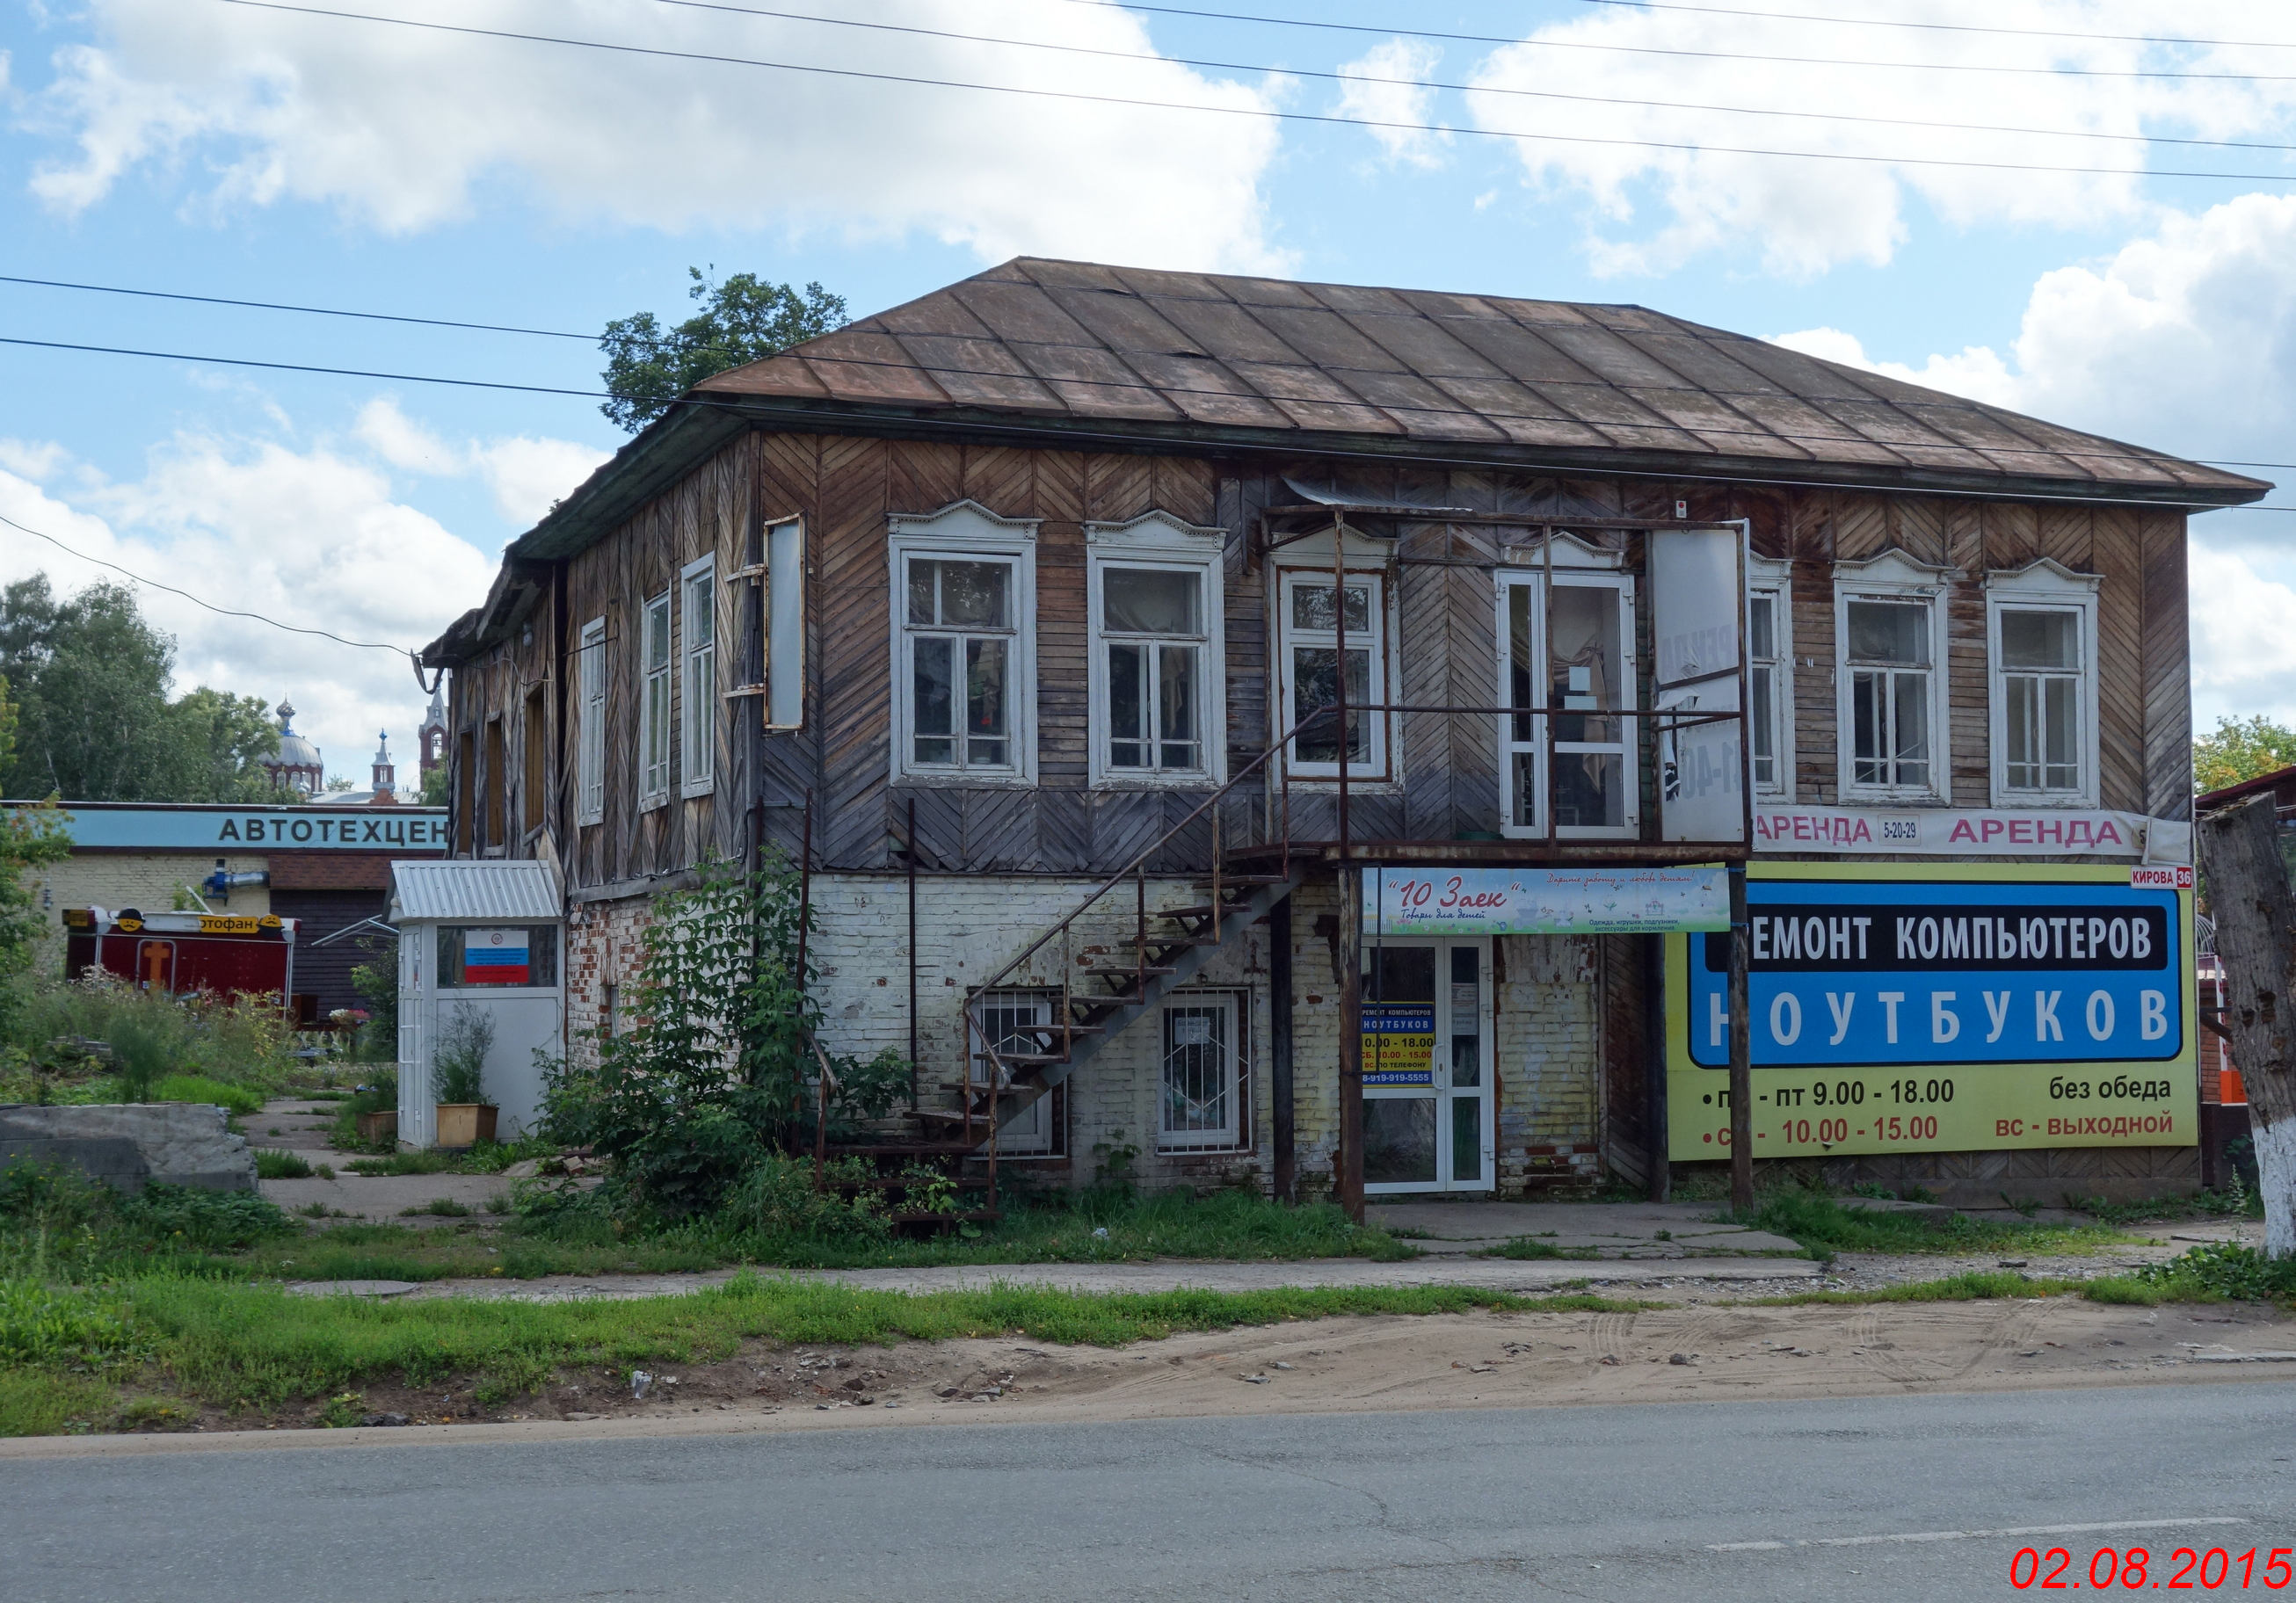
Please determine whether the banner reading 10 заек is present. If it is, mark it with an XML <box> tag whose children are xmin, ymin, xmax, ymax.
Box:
<box><xmin>1666</xmin><ymin>863</ymin><xmax>2197</xmax><ymax>1160</ymax></box>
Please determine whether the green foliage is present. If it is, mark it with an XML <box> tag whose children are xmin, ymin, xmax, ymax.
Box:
<box><xmin>254</xmin><ymin>1150</ymin><xmax>316</xmax><ymax>1179</ymax></box>
<box><xmin>419</xmin><ymin>763</ymin><xmax>449</xmax><ymax>806</ymax></box>
<box><xmin>346</xmin><ymin>933</ymin><xmax>399</xmax><ymax>1063</ymax></box>
<box><xmin>0</xmin><ymin>1279</ymin><xmax>142</xmax><ymax>1367</ymax></box>
<box><xmin>152</xmin><ymin>1074</ymin><xmax>265</xmax><ymax>1114</ymax></box>
<box><xmin>2194</xmin><ymin>714</ymin><xmax>2296</xmax><ymax>794</ymax></box>
<box><xmin>315</xmin><ymin>1392</ymin><xmax>366</xmax><ymax>1428</ymax></box>
<box><xmin>716</xmin><ymin>1154</ymin><xmax>890</xmax><ymax>1244</ymax></box>
<box><xmin>1747</xmin><ymin>1192</ymin><xmax>2138</xmax><ymax>1261</ymax></box>
<box><xmin>599</xmin><ymin>269</ymin><xmax>846</xmax><ymax>432</ymax></box>
<box><xmin>1</xmin><ymin>1163</ymin><xmax>294</xmax><ymax>1286</ymax></box>
<box><xmin>2120</xmin><ymin>1240</ymin><xmax>2296</xmax><ymax>1304</ymax></box>
<box><xmin>1</xmin><ymin>974</ymin><xmax>300</xmax><ymax>1103</ymax></box>
<box><xmin>0</xmin><ymin>575</ymin><xmax>278</xmax><ymax>802</ymax></box>
<box><xmin>400</xmin><ymin>1198</ymin><xmax>471</xmax><ymax>1218</ymax></box>
<box><xmin>0</xmin><ymin>1368</ymin><xmax>120</xmax><ymax>1436</ymax></box>
<box><xmin>541</xmin><ymin>853</ymin><xmax>912</xmax><ymax>1219</ymax></box>
<box><xmin>0</xmin><ymin>787</ymin><xmax>69</xmax><ymax>1037</ymax></box>
<box><xmin>432</xmin><ymin>1003</ymin><xmax>494</xmax><ymax>1106</ymax></box>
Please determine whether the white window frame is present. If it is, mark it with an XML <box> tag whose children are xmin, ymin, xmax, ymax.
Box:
<box><xmin>1158</xmin><ymin>990</ymin><xmax>1249</xmax><ymax>1153</ymax></box>
<box><xmin>679</xmin><ymin>554</ymin><xmax>716</xmax><ymax>798</ymax></box>
<box><xmin>1747</xmin><ymin>554</ymin><xmax>1794</xmax><ymax>802</ymax></box>
<box><xmin>1086</xmin><ymin>511</ymin><xmax>1227</xmax><ymax>789</ymax></box>
<box><xmin>576</xmin><ymin>617</ymin><xmax>606</xmax><ymax>826</ymax></box>
<box><xmin>1986</xmin><ymin>558</ymin><xmax>2101</xmax><ymax>809</ymax></box>
<box><xmin>1833</xmin><ymin>549</ymin><xmax>1951</xmax><ymax>805</ymax></box>
<box><xmin>888</xmin><ymin>500</ymin><xmax>1040</xmax><ymax>787</ymax></box>
<box><xmin>1494</xmin><ymin>535</ymin><xmax>1638</xmax><ymax>840</ymax></box>
<box><xmin>1275</xmin><ymin>551</ymin><xmax>1394</xmax><ymax>784</ymax></box>
<box><xmin>766</xmin><ymin>518</ymin><xmax>805</xmax><ymax>730</ymax></box>
<box><xmin>638</xmin><ymin>590</ymin><xmax>672</xmax><ymax>811</ymax></box>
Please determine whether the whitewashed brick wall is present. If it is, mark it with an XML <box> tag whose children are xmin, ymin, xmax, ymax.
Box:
<box><xmin>563</xmin><ymin>869</ymin><xmax>1606</xmax><ymax>1198</ymax></box>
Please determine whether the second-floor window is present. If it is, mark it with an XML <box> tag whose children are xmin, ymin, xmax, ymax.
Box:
<box><xmin>904</xmin><ymin>555</ymin><xmax>1019</xmax><ymax>773</ymax></box>
<box><xmin>1835</xmin><ymin>554</ymin><xmax>1948</xmax><ymax>802</ymax></box>
<box><xmin>1987</xmin><ymin>562</ymin><xmax>2100</xmax><ymax>806</ymax></box>
<box><xmin>1086</xmin><ymin>514</ymin><xmax>1225</xmax><ymax>787</ymax></box>
<box><xmin>888</xmin><ymin>500</ymin><xmax>1039</xmax><ymax>787</ymax></box>
<box><xmin>1278</xmin><ymin>568</ymin><xmax>1389</xmax><ymax>780</ymax></box>
<box><xmin>680</xmin><ymin>556</ymin><xmax>715</xmax><ymax>796</ymax></box>
<box><xmin>639</xmin><ymin>590</ymin><xmax>672</xmax><ymax>808</ymax></box>
<box><xmin>1845</xmin><ymin>598</ymin><xmax>1932</xmax><ymax>792</ymax></box>
<box><xmin>1747</xmin><ymin>559</ymin><xmax>1793</xmax><ymax>800</ymax></box>
<box><xmin>577</xmin><ymin>618</ymin><xmax>606</xmax><ymax>825</ymax></box>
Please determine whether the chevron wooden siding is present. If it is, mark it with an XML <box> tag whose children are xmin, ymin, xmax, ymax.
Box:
<box><xmin>446</xmin><ymin>431</ymin><xmax>2197</xmax><ymax>896</ymax></box>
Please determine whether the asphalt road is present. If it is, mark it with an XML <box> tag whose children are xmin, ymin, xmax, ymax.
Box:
<box><xmin>5</xmin><ymin>1383</ymin><xmax>2294</xmax><ymax>1602</ymax></box>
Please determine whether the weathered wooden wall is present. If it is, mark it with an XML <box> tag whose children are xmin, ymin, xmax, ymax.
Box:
<box><xmin>447</xmin><ymin>430</ymin><xmax>2191</xmax><ymax>889</ymax></box>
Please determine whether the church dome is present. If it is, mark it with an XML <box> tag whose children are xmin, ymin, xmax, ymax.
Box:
<box><xmin>261</xmin><ymin>700</ymin><xmax>325</xmax><ymax>794</ymax></box>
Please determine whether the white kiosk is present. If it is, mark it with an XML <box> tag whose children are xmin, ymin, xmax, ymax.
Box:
<box><xmin>389</xmin><ymin>860</ymin><xmax>563</xmax><ymax>1147</ymax></box>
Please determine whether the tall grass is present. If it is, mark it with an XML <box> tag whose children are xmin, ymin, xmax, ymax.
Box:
<box><xmin>0</xmin><ymin>975</ymin><xmax>300</xmax><ymax>1103</ymax></box>
<box><xmin>1747</xmin><ymin>1193</ymin><xmax>2139</xmax><ymax>1262</ymax></box>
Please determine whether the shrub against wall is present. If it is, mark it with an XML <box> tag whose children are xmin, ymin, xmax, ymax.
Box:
<box><xmin>541</xmin><ymin>853</ymin><xmax>906</xmax><ymax>1218</ymax></box>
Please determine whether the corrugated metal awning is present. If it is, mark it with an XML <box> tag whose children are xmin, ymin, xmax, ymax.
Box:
<box><xmin>389</xmin><ymin>860</ymin><xmax>561</xmax><ymax>922</ymax></box>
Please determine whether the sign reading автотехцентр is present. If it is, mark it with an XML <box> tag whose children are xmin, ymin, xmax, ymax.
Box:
<box><xmin>1369</xmin><ymin>867</ymin><xmax>1729</xmax><ymax>936</ymax></box>
<box><xmin>1666</xmin><ymin>864</ymin><xmax>2197</xmax><ymax>1159</ymax></box>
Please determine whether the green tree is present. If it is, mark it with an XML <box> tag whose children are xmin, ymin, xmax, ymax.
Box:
<box><xmin>2194</xmin><ymin>714</ymin><xmax>2296</xmax><ymax>795</ymax></box>
<box><xmin>599</xmin><ymin>268</ymin><xmax>846</xmax><ymax>432</ymax></box>
<box><xmin>419</xmin><ymin>762</ymin><xmax>449</xmax><ymax>806</ymax></box>
<box><xmin>0</xmin><ymin>575</ymin><xmax>279</xmax><ymax>802</ymax></box>
<box><xmin>0</xmin><ymin>677</ymin><xmax>72</xmax><ymax>1030</ymax></box>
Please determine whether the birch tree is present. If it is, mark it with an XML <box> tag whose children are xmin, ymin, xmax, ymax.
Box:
<box><xmin>2197</xmin><ymin>792</ymin><xmax>2296</xmax><ymax>1257</ymax></box>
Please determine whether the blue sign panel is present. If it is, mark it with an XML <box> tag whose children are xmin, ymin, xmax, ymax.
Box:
<box><xmin>1362</xmin><ymin>1003</ymin><xmax>1435</xmax><ymax>1086</ymax></box>
<box><xmin>1687</xmin><ymin>877</ymin><xmax>2183</xmax><ymax>1069</ymax></box>
<box><xmin>10</xmin><ymin>803</ymin><xmax>450</xmax><ymax>852</ymax></box>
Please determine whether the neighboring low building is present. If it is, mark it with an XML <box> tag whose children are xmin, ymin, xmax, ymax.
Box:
<box><xmin>7</xmin><ymin>800</ymin><xmax>450</xmax><ymax>1020</ymax></box>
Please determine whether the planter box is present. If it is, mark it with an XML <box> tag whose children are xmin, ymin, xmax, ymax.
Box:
<box><xmin>356</xmin><ymin>1110</ymin><xmax>398</xmax><ymax>1144</ymax></box>
<box><xmin>434</xmin><ymin>1104</ymin><xmax>498</xmax><ymax>1149</ymax></box>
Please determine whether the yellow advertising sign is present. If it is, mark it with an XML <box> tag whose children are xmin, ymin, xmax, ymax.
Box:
<box><xmin>1667</xmin><ymin>862</ymin><xmax>2198</xmax><ymax>1158</ymax></box>
<box><xmin>197</xmin><ymin>916</ymin><xmax>264</xmax><ymax>936</ymax></box>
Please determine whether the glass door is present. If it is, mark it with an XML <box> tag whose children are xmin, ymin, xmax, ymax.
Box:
<box><xmin>1361</xmin><ymin>939</ymin><xmax>1493</xmax><ymax>1193</ymax></box>
<box><xmin>1497</xmin><ymin>569</ymin><xmax>1640</xmax><ymax>838</ymax></box>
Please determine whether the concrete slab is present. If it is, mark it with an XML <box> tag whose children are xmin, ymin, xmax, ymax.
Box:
<box><xmin>260</xmin><ymin>1171</ymin><xmax>510</xmax><ymax>1225</ymax></box>
<box><xmin>1368</xmin><ymin>1200</ymin><xmax>1806</xmax><ymax>1258</ymax></box>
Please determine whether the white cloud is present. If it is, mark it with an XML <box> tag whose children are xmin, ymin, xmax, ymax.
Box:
<box><xmin>26</xmin><ymin>0</ymin><xmax>1289</xmax><ymax>272</ymax></box>
<box><xmin>1463</xmin><ymin>0</ymin><xmax>2296</xmax><ymax>277</ymax></box>
<box><xmin>1775</xmin><ymin>191</ymin><xmax>2296</xmax><ymax>728</ymax></box>
<box><xmin>354</xmin><ymin>398</ymin><xmax>609</xmax><ymax>525</ymax></box>
<box><xmin>0</xmin><ymin>400</ymin><xmax>604</xmax><ymax>774</ymax></box>
<box><xmin>1335</xmin><ymin>40</ymin><xmax>1449</xmax><ymax>170</ymax></box>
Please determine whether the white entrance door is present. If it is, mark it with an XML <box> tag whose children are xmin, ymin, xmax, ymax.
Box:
<box><xmin>1361</xmin><ymin>939</ymin><xmax>1493</xmax><ymax>1193</ymax></box>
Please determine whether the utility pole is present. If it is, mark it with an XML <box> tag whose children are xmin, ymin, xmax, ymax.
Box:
<box><xmin>1338</xmin><ymin>863</ymin><xmax>1364</xmax><ymax>1222</ymax></box>
<box><xmin>1728</xmin><ymin>861</ymin><xmax>1754</xmax><ymax>1215</ymax></box>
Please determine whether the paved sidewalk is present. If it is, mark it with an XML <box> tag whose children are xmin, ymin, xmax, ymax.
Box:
<box><xmin>285</xmin><ymin>1250</ymin><xmax>1826</xmax><ymax>1303</ymax></box>
<box><xmin>1366</xmin><ymin>1200</ymin><xmax>1804</xmax><ymax>1258</ymax></box>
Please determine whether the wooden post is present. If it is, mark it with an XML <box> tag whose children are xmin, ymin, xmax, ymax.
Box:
<box><xmin>1271</xmin><ymin>895</ymin><xmax>1295</xmax><ymax>1203</ymax></box>
<box><xmin>1728</xmin><ymin>862</ymin><xmax>1754</xmax><ymax>1215</ymax></box>
<box><xmin>1337</xmin><ymin>862</ymin><xmax>1365</xmax><ymax>1222</ymax></box>
<box><xmin>906</xmin><ymin>796</ymin><xmax>919</xmax><ymax>1112</ymax></box>
<box><xmin>2198</xmin><ymin>793</ymin><xmax>2296</xmax><ymax>1257</ymax></box>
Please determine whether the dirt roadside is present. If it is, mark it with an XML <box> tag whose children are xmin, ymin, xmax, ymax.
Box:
<box><xmin>11</xmin><ymin>1295</ymin><xmax>2293</xmax><ymax>1456</ymax></box>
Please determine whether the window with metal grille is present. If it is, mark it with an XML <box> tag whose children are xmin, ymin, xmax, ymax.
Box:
<box><xmin>1159</xmin><ymin>994</ymin><xmax>1246</xmax><ymax>1151</ymax></box>
<box><xmin>969</xmin><ymin>989</ymin><xmax>1059</xmax><ymax>1156</ymax></box>
<box><xmin>638</xmin><ymin>591</ymin><xmax>672</xmax><ymax>807</ymax></box>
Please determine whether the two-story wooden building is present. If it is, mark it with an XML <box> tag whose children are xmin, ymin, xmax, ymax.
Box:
<box><xmin>420</xmin><ymin>258</ymin><xmax>2263</xmax><ymax>1207</ymax></box>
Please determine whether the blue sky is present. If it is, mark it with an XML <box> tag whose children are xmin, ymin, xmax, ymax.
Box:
<box><xmin>4</xmin><ymin>0</ymin><xmax>2296</xmax><ymax>777</ymax></box>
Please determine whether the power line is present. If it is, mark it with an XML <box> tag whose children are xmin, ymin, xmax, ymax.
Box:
<box><xmin>206</xmin><ymin>0</ymin><xmax>2296</xmax><ymax>184</ymax></box>
<box><xmin>644</xmin><ymin>0</ymin><xmax>2296</xmax><ymax>157</ymax></box>
<box><xmin>0</xmin><ymin>273</ymin><xmax>597</xmax><ymax>341</ymax></box>
<box><xmin>4</xmin><ymin>327</ymin><xmax>2285</xmax><ymax>482</ymax></box>
<box><xmin>1560</xmin><ymin>0</ymin><xmax>2296</xmax><ymax>50</ymax></box>
<box><xmin>0</xmin><ymin>511</ymin><xmax>418</xmax><ymax>657</ymax></box>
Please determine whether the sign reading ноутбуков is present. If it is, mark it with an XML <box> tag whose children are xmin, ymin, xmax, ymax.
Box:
<box><xmin>1666</xmin><ymin>863</ymin><xmax>2198</xmax><ymax>1159</ymax></box>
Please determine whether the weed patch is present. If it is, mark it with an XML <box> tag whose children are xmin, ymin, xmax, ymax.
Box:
<box><xmin>0</xmin><ymin>1369</ymin><xmax>118</xmax><ymax>1437</ymax></box>
<box><xmin>1747</xmin><ymin>1193</ymin><xmax>2138</xmax><ymax>1261</ymax></box>
<box><xmin>151</xmin><ymin>1075</ymin><xmax>265</xmax><ymax>1115</ymax></box>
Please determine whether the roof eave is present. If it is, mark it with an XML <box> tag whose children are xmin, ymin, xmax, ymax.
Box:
<box><xmin>694</xmin><ymin>392</ymin><xmax>2271</xmax><ymax>511</ymax></box>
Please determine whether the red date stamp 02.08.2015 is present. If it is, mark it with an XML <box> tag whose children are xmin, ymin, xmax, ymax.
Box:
<box><xmin>2011</xmin><ymin>1546</ymin><xmax>2294</xmax><ymax>1591</ymax></box>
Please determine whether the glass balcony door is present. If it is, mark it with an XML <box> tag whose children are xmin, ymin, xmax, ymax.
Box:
<box><xmin>1497</xmin><ymin>569</ymin><xmax>1639</xmax><ymax>839</ymax></box>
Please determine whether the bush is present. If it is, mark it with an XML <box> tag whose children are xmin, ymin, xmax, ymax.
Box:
<box><xmin>717</xmin><ymin>1155</ymin><xmax>890</xmax><ymax>1244</ymax></box>
<box><xmin>152</xmin><ymin>1075</ymin><xmax>264</xmax><ymax>1115</ymax></box>
<box><xmin>432</xmin><ymin>1004</ymin><xmax>493</xmax><ymax>1106</ymax></box>
<box><xmin>541</xmin><ymin>852</ymin><xmax>914</xmax><ymax>1220</ymax></box>
<box><xmin>2130</xmin><ymin>1240</ymin><xmax>2296</xmax><ymax>1304</ymax></box>
<box><xmin>0</xmin><ymin>974</ymin><xmax>299</xmax><ymax>1099</ymax></box>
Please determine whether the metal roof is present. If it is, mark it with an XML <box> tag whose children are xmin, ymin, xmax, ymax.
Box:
<box><xmin>389</xmin><ymin>860</ymin><xmax>561</xmax><ymax>923</ymax></box>
<box><xmin>688</xmin><ymin>257</ymin><xmax>2266</xmax><ymax>510</ymax></box>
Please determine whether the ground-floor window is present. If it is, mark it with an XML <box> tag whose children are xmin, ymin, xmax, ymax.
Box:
<box><xmin>970</xmin><ymin>988</ymin><xmax>1063</xmax><ymax>1157</ymax></box>
<box><xmin>1159</xmin><ymin>992</ymin><xmax>1249</xmax><ymax>1152</ymax></box>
